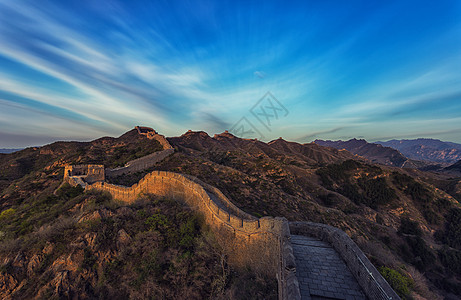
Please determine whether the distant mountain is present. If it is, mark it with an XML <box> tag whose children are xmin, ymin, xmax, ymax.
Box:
<box><xmin>0</xmin><ymin>148</ymin><xmax>22</xmax><ymax>154</ymax></box>
<box><xmin>314</xmin><ymin>138</ymin><xmax>417</xmax><ymax>168</ymax></box>
<box><xmin>376</xmin><ymin>139</ymin><xmax>461</xmax><ymax>164</ymax></box>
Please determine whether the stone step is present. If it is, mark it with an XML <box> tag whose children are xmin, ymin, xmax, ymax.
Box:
<box><xmin>291</xmin><ymin>236</ymin><xmax>331</xmax><ymax>248</ymax></box>
<box><xmin>291</xmin><ymin>235</ymin><xmax>367</xmax><ymax>300</ymax></box>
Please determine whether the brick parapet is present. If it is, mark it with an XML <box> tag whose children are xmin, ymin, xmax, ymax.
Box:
<box><xmin>181</xmin><ymin>174</ymin><xmax>256</xmax><ymax>220</ymax></box>
<box><xmin>278</xmin><ymin>221</ymin><xmax>301</xmax><ymax>300</ymax></box>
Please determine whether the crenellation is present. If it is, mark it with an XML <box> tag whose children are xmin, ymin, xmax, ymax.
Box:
<box><xmin>229</xmin><ymin>214</ymin><xmax>243</xmax><ymax>228</ymax></box>
<box><xmin>242</xmin><ymin>219</ymin><xmax>259</xmax><ymax>231</ymax></box>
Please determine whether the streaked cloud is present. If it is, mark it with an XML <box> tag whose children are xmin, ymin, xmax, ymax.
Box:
<box><xmin>254</xmin><ymin>71</ymin><xmax>266</xmax><ymax>79</ymax></box>
<box><xmin>298</xmin><ymin>127</ymin><xmax>346</xmax><ymax>142</ymax></box>
<box><xmin>0</xmin><ymin>0</ymin><xmax>460</xmax><ymax>146</ymax></box>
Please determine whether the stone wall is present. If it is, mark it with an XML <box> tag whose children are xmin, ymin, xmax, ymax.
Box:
<box><xmin>135</xmin><ymin>126</ymin><xmax>173</xmax><ymax>150</ymax></box>
<box><xmin>87</xmin><ymin>170</ymin><xmax>283</xmax><ymax>275</ymax></box>
<box><xmin>181</xmin><ymin>174</ymin><xmax>256</xmax><ymax>220</ymax></box>
<box><xmin>289</xmin><ymin>222</ymin><xmax>401</xmax><ymax>300</ymax></box>
<box><xmin>105</xmin><ymin>149</ymin><xmax>174</xmax><ymax>177</ymax></box>
<box><xmin>105</xmin><ymin>127</ymin><xmax>174</xmax><ymax>178</ymax></box>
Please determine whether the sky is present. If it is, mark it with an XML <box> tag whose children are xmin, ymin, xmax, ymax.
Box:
<box><xmin>0</xmin><ymin>0</ymin><xmax>461</xmax><ymax>148</ymax></box>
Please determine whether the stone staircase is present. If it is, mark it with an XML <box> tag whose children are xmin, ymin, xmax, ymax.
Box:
<box><xmin>291</xmin><ymin>235</ymin><xmax>366</xmax><ymax>300</ymax></box>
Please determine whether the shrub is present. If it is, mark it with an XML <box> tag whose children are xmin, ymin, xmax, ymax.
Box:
<box><xmin>398</xmin><ymin>217</ymin><xmax>422</xmax><ymax>236</ymax></box>
<box><xmin>443</xmin><ymin>208</ymin><xmax>461</xmax><ymax>250</ymax></box>
<box><xmin>438</xmin><ymin>246</ymin><xmax>461</xmax><ymax>276</ymax></box>
<box><xmin>81</xmin><ymin>248</ymin><xmax>97</xmax><ymax>270</ymax></box>
<box><xmin>318</xmin><ymin>193</ymin><xmax>338</xmax><ymax>207</ymax></box>
<box><xmin>56</xmin><ymin>183</ymin><xmax>84</xmax><ymax>199</ymax></box>
<box><xmin>405</xmin><ymin>182</ymin><xmax>432</xmax><ymax>203</ymax></box>
<box><xmin>316</xmin><ymin>160</ymin><xmax>363</xmax><ymax>187</ymax></box>
<box><xmin>0</xmin><ymin>208</ymin><xmax>15</xmax><ymax>221</ymax></box>
<box><xmin>179</xmin><ymin>216</ymin><xmax>200</xmax><ymax>250</ymax></box>
<box><xmin>422</xmin><ymin>209</ymin><xmax>440</xmax><ymax>225</ymax></box>
<box><xmin>405</xmin><ymin>236</ymin><xmax>435</xmax><ymax>271</ymax></box>
<box><xmin>317</xmin><ymin>161</ymin><xmax>395</xmax><ymax>208</ymax></box>
<box><xmin>375</xmin><ymin>214</ymin><xmax>384</xmax><ymax>225</ymax></box>
<box><xmin>379</xmin><ymin>266</ymin><xmax>413</xmax><ymax>298</ymax></box>
<box><xmin>357</xmin><ymin>176</ymin><xmax>396</xmax><ymax>208</ymax></box>
<box><xmin>392</xmin><ymin>172</ymin><xmax>433</xmax><ymax>203</ymax></box>
<box><xmin>339</xmin><ymin>183</ymin><xmax>364</xmax><ymax>205</ymax></box>
<box><xmin>391</xmin><ymin>172</ymin><xmax>413</xmax><ymax>189</ymax></box>
<box><xmin>95</xmin><ymin>218</ymin><xmax>118</xmax><ymax>250</ymax></box>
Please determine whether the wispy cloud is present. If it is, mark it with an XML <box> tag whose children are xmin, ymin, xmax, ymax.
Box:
<box><xmin>0</xmin><ymin>0</ymin><xmax>460</xmax><ymax>146</ymax></box>
<box><xmin>254</xmin><ymin>71</ymin><xmax>266</xmax><ymax>79</ymax></box>
<box><xmin>0</xmin><ymin>1</ymin><xmax>209</xmax><ymax>138</ymax></box>
<box><xmin>297</xmin><ymin>127</ymin><xmax>346</xmax><ymax>142</ymax></box>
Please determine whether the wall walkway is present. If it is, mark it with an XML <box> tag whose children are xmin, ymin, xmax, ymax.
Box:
<box><xmin>291</xmin><ymin>234</ymin><xmax>365</xmax><ymax>300</ymax></box>
<box><xmin>288</xmin><ymin>222</ymin><xmax>401</xmax><ymax>300</ymax></box>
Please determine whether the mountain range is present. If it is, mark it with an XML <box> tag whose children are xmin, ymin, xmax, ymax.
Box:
<box><xmin>0</xmin><ymin>149</ymin><xmax>22</xmax><ymax>154</ymax></box>
<box><xmin>0</xmin><ymin>129</ymin><xmax>461</xmax><ymax>298</ymax></box>
<box><xmin>314</xmin><ymin>138</ymin><xmax>412</xmax><ymax>168</ymax></box>
<box><xmin>376</xmin><ymin>138</ymin><xmax>461</xmax><ymax>165</ymax></box>
<box><xmin>315</xmin><ymin>138</ymin><xmax>461</xmax><ymax>174</ymax></box>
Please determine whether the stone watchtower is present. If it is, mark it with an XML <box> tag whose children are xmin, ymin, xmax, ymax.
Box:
<box><xmin>64</xmin><ymin>164</ymin><xmax>105</xmax><ymax>185</ymax></box>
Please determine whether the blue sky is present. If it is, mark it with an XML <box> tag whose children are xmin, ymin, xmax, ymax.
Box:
<box><xmin>0</xmin><ymin>0</ymin><xmax>460</xmax><ymax>147</ymax></box>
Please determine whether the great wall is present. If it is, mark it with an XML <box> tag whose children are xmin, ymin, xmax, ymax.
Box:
<box><xmin>63</xmin><ymin>127</ymin><xmax>400</xmax><ymax>300</ymax></box>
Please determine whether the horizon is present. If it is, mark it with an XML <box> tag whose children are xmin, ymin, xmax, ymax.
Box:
<box><xmin>2</xmin><ymin>127</ymin><xmax>461</xmax><ymax>150</ymax></box>
<box><xmin>1</xmin><ymin>1</ymin><xmax>461</xmax><ymax>147</ymax></box>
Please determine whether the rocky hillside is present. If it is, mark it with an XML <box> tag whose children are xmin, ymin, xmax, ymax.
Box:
<box><xmin>377</xmin><ymin>139</ymin><xmax>461</xmax><ymax>164</ymax></box>
<box><xmin>445</xmin><ymin>160</ymin><xmax>461</xmax><ymax>175</ymax></box>
<box><xmin>1</xmin><ymin>129</ymin><xmax>461</xmax><ymax>299</ymax></box>
<box><xmin>0</xmin><ymin>184</ymin><xmax>275</xmax><ymax>299</ymax></box>
<box><xmin>156</xmin><ymin>131</ymin><xmax>460</xmax><ymax>299</ymax></box>
<box><xmin>0</xmin><ymin>129</ymin><xmax>163</xmax><ymax>196</ymax></box>
<box><xmin>0</xmin><ymin>129</ymin><xmax>277</xmax><ymax>299</ymax></box>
